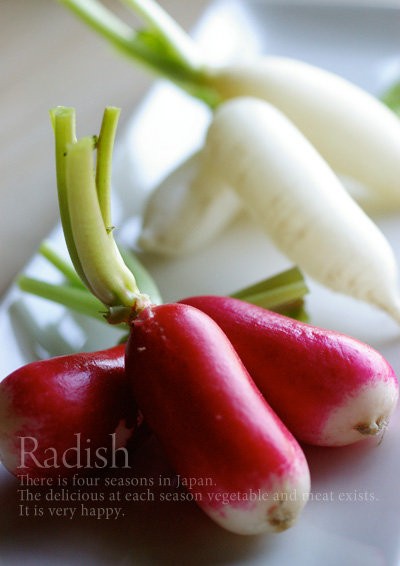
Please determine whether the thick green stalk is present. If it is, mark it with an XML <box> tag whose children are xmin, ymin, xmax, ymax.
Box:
<box><xmin>51</xmin><ymin>106</ymin><xmax>151</xmax><ymax>324</ymax></box>
<box><xmin>19</xmin><ymin>263</ymin><xmax>309</xmax><ymax>324</ymax></box>
<box><xmin>49</xmin><ymin>107</ymin><xmax>90</xmax><ymax>288</ymax></box>
<box><xmin>18</xmin><ymin>243</ymin><xmax>163</xmax><ymax>324</ymax></box>
<box><xmin>39</xmin><ymin>241</ymin><xmax>162</xmax><ymax>305</ymax></box>
<box><xmin>66</xmin><ymin>136</ymin><xmax>142</xmax><ymax>309</ymax></box>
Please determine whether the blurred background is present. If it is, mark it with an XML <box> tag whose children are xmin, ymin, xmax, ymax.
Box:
<box><xmin>0</xmin><ymin>0</ymin><xmax>209</xmax><ymax>295</ymax></box>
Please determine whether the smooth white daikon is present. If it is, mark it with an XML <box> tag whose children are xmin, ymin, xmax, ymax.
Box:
<box><xmin>194</xmin><ymin>97</ymin><xmax>400</xmax><ymax>322</ymax></box>
<box><xmin>207</xmin><ymin>57</ymin><xmax>400</xmax><ymax>212</ymax></box>
<box><xmin>139</xmin><ymin>151</ymin><xmax>241</xmax><ymax>255</ymax></box>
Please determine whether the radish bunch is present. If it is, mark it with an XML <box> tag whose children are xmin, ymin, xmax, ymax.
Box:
<box><xmin>127</xmin><ymin>303</ymin><xmax>311</xmax><ymax>534</ymax></box>
<box><xmin>2</xmin><ymin>104</ymin><xmax>399</xmax><ymax>540</ymax></box>
<box><xmin>2</xmin><ymin>290</ymin><xmax>398</xmax><ymax>533</ymax></box>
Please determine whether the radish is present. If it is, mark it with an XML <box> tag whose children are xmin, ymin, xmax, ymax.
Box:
<box><xmin>139</xmin><ymin>151</ymin><xmax>241</xmax><ymax>255</ymax></box>
<box><xmin>180</xmin><ymin>295</ymin><xmax>399</xmax><ymax>447</ymax></box>
<box><xmin>58</xmin><ymin>1</ymin><xmax>400</xmax><ymax>211</ymax></box>
<box><xmin>45</xmin><ymin>106</ymin><xmax>311</xmax><ymax>533</ymax></box>
<box><xmin>207</xmin><ymin>57</ymin><xmax>400</xmax><ymax>212</ymax></box>
<box><xmin>0</xmin><ymin>345</ymin><xmax>143</xmax><ymax>478</ymax></box>
<box><xmin>191</xmin><ymin>97</ymin><xmax>400</xmax><ymax>322</ymax></box>
<box><xmin>126</xmin><ymin>302</ymin><xmax>311</xmax><ymax>534</ymax></box>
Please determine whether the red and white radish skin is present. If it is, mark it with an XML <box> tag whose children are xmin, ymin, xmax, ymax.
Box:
<box><xmin>181</xmin><ymin>296</ymin><xmax>399</xmax><ymax>446</ymax></box>
<box><xmin>139</xmin><ymin>151</ymin><xmax>241</xmax><ymax>255</ymax></box>
<box><xmin>126</xmin><ymin>303</ymin><xmax>310</xmax><ymax>535</ymax></box>
<box><xmin>208</xmin><ymin>57</ymin><xmax>400</xmax><ymax>211</ymax></box>
<box><xmin>0</xmin><ymin>345</ymin><xmax>140</xmax><ymax>478</ymax></box>
<box><xmin>196</xmin><ymin>97</ymin><xmax>400</xmax><ymax>323</ymax></box>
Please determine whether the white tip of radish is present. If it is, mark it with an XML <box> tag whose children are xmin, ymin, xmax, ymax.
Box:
<box><xmin>381</xmin><ymin>298</ymin><xmax>400</xmax><ymax>326</ymax></box>
<box><xmin>205</xmin><ymin>470</ymin><xmax>310</xmax><ymax>535</ymax></box>
<box><xmin>367</xmin><ymin>289</ymin><xmax>400</xmax><ymax>326</ymax></box>
<box><xmin>317</xmin><ymin>380</ymin><xmax>399</xmax><ymax>447</ymax></box>
<box><xmin>139</xmin><ymin>152</ymin><xmax>241</xmax><ymax>256</ymax></box>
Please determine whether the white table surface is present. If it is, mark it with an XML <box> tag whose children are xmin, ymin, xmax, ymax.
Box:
<box><xmin>1</xmin><ymin>0</ymin><xmax>399</xmax><ymax>298</ymax></box>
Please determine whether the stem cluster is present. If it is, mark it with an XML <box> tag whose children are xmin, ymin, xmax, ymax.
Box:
<box><xmin>50</xmin><ymin>106</ymin><xmax>150</xmax><ymax>324</ymax></box>
<box><xmin>58</xmin><ymin>0</ymin><xmax>220</xmax><ymax>106</ymax></box>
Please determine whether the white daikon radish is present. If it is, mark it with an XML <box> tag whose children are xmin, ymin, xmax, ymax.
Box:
<box><xmin>139</xmin><ymin>151</ymin><xmax>241</xmax><ymax>255</ymax></box>
<box><xmin>59</xmin><ymin>2</ymin><xmax>400</xmax><ymax>213</ymax></box>
<box><xmin>208</xmin><ymin>57</ymin><xmax>400</xmax><ymax>211</ymax></box>
<box><xmin>196</xmin><ymin>97</ymin><xmax>400</xmax><ymax>322</ymax></box>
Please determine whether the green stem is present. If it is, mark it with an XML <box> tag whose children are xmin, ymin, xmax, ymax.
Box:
<box><xmin>37</xmin><ymin>240</ymin><xmax>163</xmax><ymax>306</ymax></box>
<box><xmin>96</xmin><ymin>106</ymin><xmax>120</xmax><ymax>229</ymax></box>
<box><xmin>120</xmin><ymin>0</ymin><xmax>201</xmax><ymax>69</ymax></box>
<box><xmin>18</xmin><ymin>276</ymin><xmax>107</xmax><ymax>323</ymax></box>
<box><xmin>58</xmin><ymin>0</ymin><xmax>135</xmax><ymax>51</ymax></box>
<box><xmin>39</xmin><ymin>241</ymin><xmax>85</xmax><ymax>287</ymax></box>
<box><xmin>57</xmin><ymin>0</ymin><xmax>220</xmax><ymax>107</ymax></box>
<box><xmin>66</xmin><ymin>136</ymin><xmax>141</xmax><ymax>308</ymax></box>
<box><xmin>231</xmin><ymin>267</ymin><xmax>308</xmax><ymax>309</ymax></box>
<box><xmin>19</xmin><ymin>265</ymin><xmax>309</xmax><ymax>324</ymax></box>
<box><xmin>49</xmin><ymin>107</ymin><xmax>90</xmax><ymax>288</ymax></box>
<box><xmin>119</xmin><ymin>247</ymin><xmax>163</xmax><ymax>305</ymax></box>
<box><xmin>51</xmin><ymin>106</ymin><xmax>151</xmax><ymax>324</ymax></box>
<box><xmin>59</xmin><ymin>0</ymin><xmax>400</xmax><ymax>114</ymax></box>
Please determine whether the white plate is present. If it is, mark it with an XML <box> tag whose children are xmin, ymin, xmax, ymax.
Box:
<box><xmin>1</xmin><ymin>1</ymin><xmax>400</xmax><ymax>564</ymax></box>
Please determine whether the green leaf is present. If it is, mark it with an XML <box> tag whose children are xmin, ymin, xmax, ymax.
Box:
<box><xmin>381</xmin><ymin>81</ymin><xmax>400</xmax><ymax>117</ymax></box>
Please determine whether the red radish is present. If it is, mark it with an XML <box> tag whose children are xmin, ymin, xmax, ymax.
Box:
<box><xmin>126</xmin><ymin>302</ymin><xmax>311</xmax><ymax>535</ymax></box>
<box><xmin>0</xmin><ymin>345</ymin><xmax>143</xmax><ymax>478</ymax></box>
<box><xmin>180</xmin><ymin>296</ymin><xmax>399</xmax><ymax>447</ymax></box>
<box><xmin>49</xmin><ymin>106</ymin><xmax>310</xmax><ymax>534</ymax></box>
